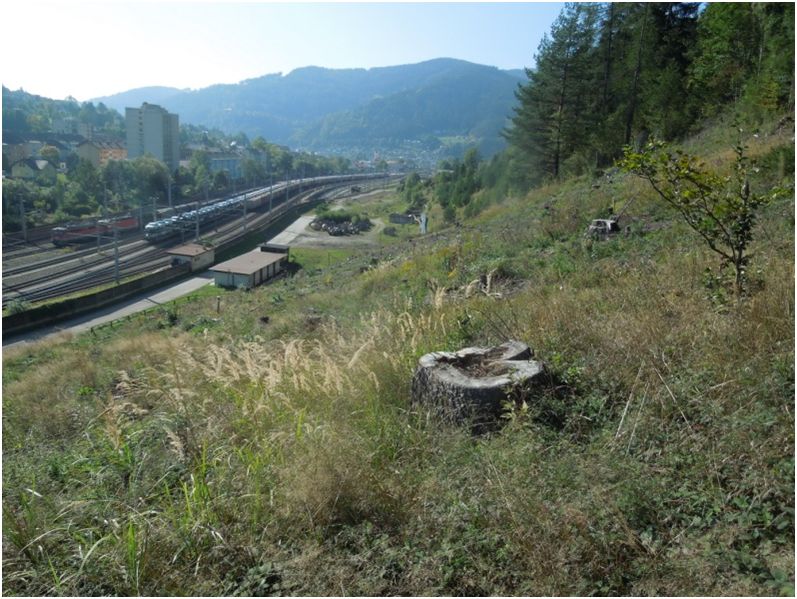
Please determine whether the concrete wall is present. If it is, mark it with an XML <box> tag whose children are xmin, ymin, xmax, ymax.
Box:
<box><xmin>76</xmin><ymin>143</ymin><xmax>101</xmax><ymax>168</ymax></box>
<box><xmin>2</xmin><ymin>263</ymin><xmax>191</xmax><ymax>338</ymax></box>
<box><xmin>213</xmin><ymin>257</ymin><xmax>286</xmax><ymax>290</ymax></box>
<box><xmin>192</xmin><ymin>251</ymin><xmax>215</xmax><ymax>271</ymax></box>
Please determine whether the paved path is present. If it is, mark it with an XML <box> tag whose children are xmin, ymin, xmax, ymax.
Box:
<box><xmin>3</xmin><ymin>273</ymin><xmax>215</xmax><ymax>349</ymax></box>
<box><xmin>268</xmin><ymin>215</ymin><xmax>315</xmax><ymax>246</ymax></box>
<box><xmin>268</xmin><ymin>215</ymin><xmax>385</xmax><ymax>249</ymax></box>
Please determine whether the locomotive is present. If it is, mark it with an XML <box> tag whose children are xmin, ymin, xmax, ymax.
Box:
<box><xmin>51</xmin><ymin>214</ymin><xmax>139</xmax><ymax>246</ymax></box>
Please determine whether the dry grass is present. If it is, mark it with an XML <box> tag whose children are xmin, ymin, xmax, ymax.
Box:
<box><xmin>3</xmin><ymin>125</ymin><xmax>793</xmax><ymax>595</ymax></box>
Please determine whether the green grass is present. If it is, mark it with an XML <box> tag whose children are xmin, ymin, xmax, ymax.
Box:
<box><xmin>290</xmin><ymin>247</ymin><xmax>356</xmax><ymax>273</ymax></box>
<box><xmin>3</xmin><ymin>122</ymin><xmax>794</xmax><ymax>596</ymax></box>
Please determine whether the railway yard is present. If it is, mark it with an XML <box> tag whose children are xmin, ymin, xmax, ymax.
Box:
<box><xmin>2</xmin><ymin>175</ymin><xmax>386</xmax><ymax>310</ymax></box>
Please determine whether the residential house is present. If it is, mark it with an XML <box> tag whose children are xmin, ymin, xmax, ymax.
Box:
<box><xmin>76</xmin><ymin>140</ymin><xmax>127</xmax><ymax>168</ymax></box>
<box><xmin>11</xmin><ymin>158</ymin><xmax>57</xmax><ymax>183</ymax></box>
<box><xmin>52</xmin><ymin>117</ymin><xmax>93</xmax><ymax>139</ymax></box>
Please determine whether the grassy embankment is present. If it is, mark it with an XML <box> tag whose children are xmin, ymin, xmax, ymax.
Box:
<box><xmin>3</xmin><ymin>122</ymin><xmax>794</xmax><ymax>595</ymax></box>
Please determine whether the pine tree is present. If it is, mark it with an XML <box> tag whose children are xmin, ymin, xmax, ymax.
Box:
<box><xmin>505</xmin><ymin>3</ymin><xmax>599</xmax><ymax>180</ymax></box>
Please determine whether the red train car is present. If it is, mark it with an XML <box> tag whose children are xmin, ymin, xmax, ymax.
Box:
<box><xmin>51</xmin><ymin>221</ymin><xmax>104</xmax><ymax>246</ymax></box>
<box><xmin>99</xmin><ymin>214</ymin><xmax>139</xmax><ymax>234</ymax></box>
<box><xmin>52</xmin><ymin>215</ymin><xmax>139</xmax><ymax>246</ymax></box>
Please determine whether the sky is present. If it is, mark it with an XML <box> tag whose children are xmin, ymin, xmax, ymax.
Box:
<box><xmin>2</xmin><ymin>1</ymin><xmax>564</xmax><ymax>101</ymax></box>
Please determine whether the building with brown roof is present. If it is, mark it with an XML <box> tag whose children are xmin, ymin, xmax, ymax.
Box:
<box><xmin>210</xmin><ymin>248</ymin><xmax>288</xmax><ymax>289</ymax></box>
<box><xmin>76</xmin><ymin>140</ymin><xmax>127</xmax><ymax>168</ymax></box>
<box><xmin>166</xmin><ymin>243</ymin><xmax>215</xmax><ymax>272</ymax></box>
<box><xmin>10</xmin><ymin>158</ymin><xmax>56</xmax><ymax>183</ymax></box>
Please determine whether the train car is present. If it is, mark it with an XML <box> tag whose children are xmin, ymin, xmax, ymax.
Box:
<box><xmin>144</xmin><ymin>220</ymin><xmax>177</xmax><ymax>241</ymax></box>
<box><xmin>99</xmin><ymin>214</ymin><xmax>139</xmax><ymax>234</ymax></box>
<box><xmin>51</xmin><ymin>221</ymin><xmax>104</xmax><ymax>246</ymax></box>
<box><xmin>141</xmin><ymin>175</ymin><xmax>380</xmax><ymax>243</ymax></box>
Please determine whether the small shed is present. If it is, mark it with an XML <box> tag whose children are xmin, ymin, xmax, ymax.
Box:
<box><xmin>167</xmin><ymin>243</ymin><xmax>215</xmax><ymax>272</ymax></box>
<box><xmin>210</xmin><ymin>250</ymin><xmax>288</xmax><ymax>289</ymax></box>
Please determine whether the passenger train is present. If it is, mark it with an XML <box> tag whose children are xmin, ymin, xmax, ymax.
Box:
<box><xmin>143</xmin><ymin>174</ymin><xmax>375</xmax><ymax>242</ymax></box>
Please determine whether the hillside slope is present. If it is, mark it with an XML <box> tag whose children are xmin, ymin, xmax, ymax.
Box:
<box><xmin>91</xmin><ymin>86</ymin><xmax>185</xmax><ymax>111</ymax></box>
<box><xmin>92</xmin><ymin>59</ymin><xmax>521</xmax><ymax>158</ymax></box>
<box><xmin>3</xmin><ymin>123</ymin><xmax>793</xmax><ymax>596</ymax></box>
<box><xmin>293</xmin><ymin>62</ymin><xmax>518</xmax><ymax>156</ymax></box>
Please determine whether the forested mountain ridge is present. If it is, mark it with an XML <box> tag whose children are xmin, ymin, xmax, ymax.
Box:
<box><xmin>90</xmin><ymin>86</ymin><xmax>185</xmax><ymax>112</ymax></box>
<box><xmin>292</xmin><ymin>62</ymin><xmax>520</xmax><ymax>156</ymax></box>
<box><xmin>3</xmin><ymin>86</ymin><xmax>124</xmax><ymax>137</ymax></box>
<box><xmin>92</xmin><ymin>59</ymin><xmax>523</xmax><ymax>159</ymax></box>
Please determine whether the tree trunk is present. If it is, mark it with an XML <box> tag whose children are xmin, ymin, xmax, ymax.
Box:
<box><xmin>553</xmin><ymin>59</ymin><xmax>569</xmax><ymax>179</ymax></box>
<box><xmin>625</xmin><ymin>4</ymin><xmax>649</xmax><ymax>146</ymax></box>
<box><xmin>602</xmin><ymin>3</ymin><xmax>615</xmax><ymax>110</ymax></box>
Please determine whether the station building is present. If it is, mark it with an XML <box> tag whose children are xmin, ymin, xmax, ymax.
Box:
<box><xmin>166</xmin><ymin>243</ymin><xmax>215</xmax><ymax>272</ymax></box>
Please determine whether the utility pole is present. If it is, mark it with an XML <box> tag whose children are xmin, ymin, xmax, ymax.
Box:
<box><xmin>243</xmin><ymin>192</ymin><xmax>248</xmax><ymax>232</ymax></box>
<box><xmin>97</xmin><ymin>183</ymin><xmax>108</xmax><ymax>251</ymax></box>
<box><xmin>167</xmin><ymin>176</ymin><xmax>173</xmax><ymax>211</ymax></box>
<box><xmin>18</xmin><ymin>195</ymin><xmax>27</xmax><ymax>242</ymax></box>
<box><xmin>113</xmin><ymin>225</ymin><xmax>120</xmax><ymax>283</ymax></box>
<box><xmin>286</xmin><ymin>174</ymin><xmax>290</xmax><ymax>204</ymax></box>
<box><xmin>195</xmin><ymin>198</ymin><xmax>200</xmax><ymax>241</ymax></box>
<box><xmin>265</xmin><ymin>151</ymin><xmax>270</xmax><ymax>191</ymax></box>
<box><xmin>269</xmin><ymin>171</ymin><xmax>273</xmax><ymax>212</ymax></box>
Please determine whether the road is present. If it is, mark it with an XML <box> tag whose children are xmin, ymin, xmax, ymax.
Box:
<box><xmin>2</xmin><ymin>273</ymin><xmax>214</xmax><ymax>349</ymax></box>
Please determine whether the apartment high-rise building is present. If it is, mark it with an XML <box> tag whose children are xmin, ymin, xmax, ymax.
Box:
<box><xmin>125</xmin><ymin>103</ymin><xmax>179</xmax><ymax>171</ymax></box>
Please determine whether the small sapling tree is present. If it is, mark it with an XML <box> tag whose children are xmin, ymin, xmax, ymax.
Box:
<box><xmin>620</xmin><ymin>138</ymin><xmax>775</xmax><ymax>296</ymax></box>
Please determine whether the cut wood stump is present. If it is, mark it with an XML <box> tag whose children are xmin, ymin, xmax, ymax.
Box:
<box><xmin>411</xmin><ymin>340</ymin><xmax>548</xmax><ymax>430</ymax></box>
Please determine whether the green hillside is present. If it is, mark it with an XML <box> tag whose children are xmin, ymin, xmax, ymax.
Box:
<box><xmin>294</xmin><ymin>63</ymin><xmax>517</xmax><ymax>156</ymax></box>
<box><xmin>4</xmin><ymin>3</ymin><xmax>794</xmax><ymax>595</ymax></box>
<box><xmin>3</xmin><ymin>119</ymin><xmax>793</xmax><ymax>595</ymax></box>
<box><xmin>93</xmin><ymin>59</ymin><xmax>522</xmax><ymax>159</ymax></box>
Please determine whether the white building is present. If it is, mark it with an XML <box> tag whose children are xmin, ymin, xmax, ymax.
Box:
<box><xmin>210</xmin><ymin>249</ymin><xmax>288</xmax><ymax>289</ymax></box>
<box><xmin>125</xmin><ymin>103</ymin><xmax>179</xmax><ymax>171</ymax></box>
<box><xmin>166</xmin><ymin>243</ymin><xmax>215</xmax><ymax>272</ymax></box>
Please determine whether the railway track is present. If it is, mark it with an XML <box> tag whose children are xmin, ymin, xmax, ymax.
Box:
<box><xmin>1</xmin><ymin>186</ymin><xmax>281</xmax><ymax>306</ymax></box>
<box><xmin>2</xmin><ymin>175</ymin><xmax>391</xmax><ymax>307</ymax></box>
<box><xmin>3</xmin><ymin>237</ymin><xmax>145</xmax><ymax>279</ymax></box>
<box><xmin>4</xmin><ymin>256</ymin><xmax>172</xmax><ymax>305</ymax></box>
<box><xmin>2</xmin><ymin>241</ymin><xmax>61</xmax><ymax>262</ymax></box>
<box><xmin>2</xmin><ymin>244</ymin><xmax>169</xmax><ymax>306</ymax></box>
<box><xmin>2</xmin><ymin>225</ymin><xmax>53</xmax><ymax>250</ymax></box>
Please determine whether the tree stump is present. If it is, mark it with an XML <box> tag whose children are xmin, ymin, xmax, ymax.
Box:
<box><xmin>411</xmin><ymin>340</ymin><xmax>548</xmax><ymax>431</ymax></box>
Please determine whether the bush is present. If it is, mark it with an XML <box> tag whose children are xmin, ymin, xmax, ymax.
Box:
<box><xmin>6</xmin><ymin>298</ymin><xmax>32</xmax><ymax>315</ymax></box>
